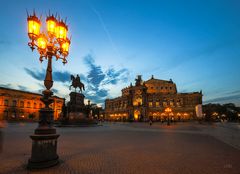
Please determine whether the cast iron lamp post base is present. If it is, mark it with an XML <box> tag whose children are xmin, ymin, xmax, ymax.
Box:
<box><xmin>28</xmin><ymin>134</ymin><xmax>59</xmax><ymax>169</ymax></box>
<box><xmin>27</xmin><ymin>107</ymin><xmax>60</xmax><ymax>169</ymax></box>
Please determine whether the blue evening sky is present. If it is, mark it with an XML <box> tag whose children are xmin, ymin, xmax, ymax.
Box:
<box><xmin>0</xmin><ymin>0</ymin><xmax>240</xmax><ymax>106</ymax></box>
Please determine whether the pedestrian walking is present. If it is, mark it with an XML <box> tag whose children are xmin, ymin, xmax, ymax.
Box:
<box><xmin>149</xmin><ymin>120</ymin><xmax>152</xmax><ymax>126</ymax></box>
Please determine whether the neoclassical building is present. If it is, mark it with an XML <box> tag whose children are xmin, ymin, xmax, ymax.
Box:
<box><xmin>0</xmin><ymin>87</ymin><xmax>64</xmax><ymax>121</ymax></box>
<box><xmin>105</xmin><ymin>75</ymin><xmax>202</xmax><ymax>121</ymax></box>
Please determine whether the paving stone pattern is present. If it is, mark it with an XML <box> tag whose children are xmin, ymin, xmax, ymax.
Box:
<box><xmin>0</xmin><ymin>122</ymin><xmax>239</xmax><ymax>174</ymax></box>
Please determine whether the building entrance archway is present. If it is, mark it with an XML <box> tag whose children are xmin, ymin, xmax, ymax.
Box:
<box><xmin>134</xmin><ymin>110</ymin><xmax>140</xmax><ymax>121</ymax></box>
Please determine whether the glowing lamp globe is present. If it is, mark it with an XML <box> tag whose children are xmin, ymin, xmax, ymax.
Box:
<box><xmin>37</xmin><ymin>34</ymin><xmax>47</xmax><ymax>50</ymax></box>
<box><xmin>46</xmin><ymin>15</ymin><xmax>57</xmax><ymax>36</ymax></box>
<box><xmin>27</xmin><ymin>15</ymin><xmax>41</xmax><ymax>40</ymax></box>
<box><xmin>55</xmin><ymin>21</ymin><xmax>68</xmax><ymax>42</ymax></box>
<box><xmin>61</xmin><ymin>38</ymin><xmax>70</xmax><ymax>56</ymax></box>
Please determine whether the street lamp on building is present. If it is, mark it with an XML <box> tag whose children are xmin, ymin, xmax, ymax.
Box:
<box><xmin>27</xmin><ymin>11</ymin><xmax>70</xmax><ymax>169</ymax></box>
<box><xmin>165</xmin><ymin>107</ymin><xmax>172</xmax><ymax>126</ymax></box>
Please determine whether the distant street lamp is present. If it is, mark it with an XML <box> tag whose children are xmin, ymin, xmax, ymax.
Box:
<box><xmin>27</xmin><ymin>11</ymin><xmax>70</xmax><ymax>169</ymax></box>
<box><xmin>165</xmin><ymin>107</ymin><xmax>172</xmax><ymax>126</ymax></box>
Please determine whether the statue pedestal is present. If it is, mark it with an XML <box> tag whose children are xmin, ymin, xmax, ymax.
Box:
<box><xmin>67</xmin><ymin>92</ymin><xmax>88</xmax><ymax>120</ymax></box>
<box><xmin>61</xmin><ymin>92</ymin><xmax>97</xmax><ymax>125</ymax></box>
<box><xmin>68</xmin><ymin>92</ymin><xmax>85</xmax><ymax>112</ymax></box>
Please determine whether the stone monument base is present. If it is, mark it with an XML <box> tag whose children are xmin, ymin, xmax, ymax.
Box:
<box><xmin>27</xmin><ymin>134</ymin><xmax>59</xmax><ymax>169</ymax></box>
<box><xmin>68</xmin><ymin>112</ymin><xmax>86</xmax><ymax>120</ymax></box>
<box><xmin>60</xmin><ymin>91</ymin><xmax>98</xmax><ymax>126</ymax></box>
<box><xmin>61</xmin><ymin>112</ymin><xmax>97</xmax><ymax>126</ymax></box>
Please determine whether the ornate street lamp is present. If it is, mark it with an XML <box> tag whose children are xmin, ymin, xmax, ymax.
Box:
<box><xmin>165</xmin><ymin>107</ymin><xmax>172</xmax><ymax>126</ymax></box>
<box><xmin>27</xmin><ymin>11</ymin><xmax>71</xmax><ymax>169</ymax></box>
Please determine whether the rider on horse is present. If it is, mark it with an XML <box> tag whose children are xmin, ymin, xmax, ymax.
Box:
<box><xmin>69</xmin><ymin>74</ymin><xmax>85</xmax><ymax>93</ymax></box>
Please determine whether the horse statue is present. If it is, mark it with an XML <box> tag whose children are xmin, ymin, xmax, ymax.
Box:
<box><xmin>69</xmin><ymin>74</ymin><xmax>85</xmax><ymax>93</ymax></box>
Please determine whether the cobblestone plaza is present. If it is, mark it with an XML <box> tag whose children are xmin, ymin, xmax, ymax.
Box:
<box><xmin>0</xmin><ymin>122</ymin><xmax>240</xmax><ymax>174</ymax></box>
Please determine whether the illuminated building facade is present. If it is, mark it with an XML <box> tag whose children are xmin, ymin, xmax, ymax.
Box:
<box><xmin>105</xmin><ymin>75</ymin><xmax>202</xmax><ymax>121</ymax></box>
<box><xmin>0</xmin><ymin>87</ymin><xmax>64</xmax><ymax>120</ymax></box>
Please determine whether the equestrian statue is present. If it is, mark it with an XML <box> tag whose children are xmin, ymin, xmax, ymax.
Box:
<box><xmin>69</xmin><ymin>74</ymin><xmax>85</xmax><ymax>93</ymax></box>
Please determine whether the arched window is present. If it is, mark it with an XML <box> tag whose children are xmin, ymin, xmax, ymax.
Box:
<box><xmin>176</xmin><ymin>99</ymin><xmax>181</xmax><ymax>107</ymax></box>
<box><xmin>163</xmin><ymin>99</ymin><xmax>167</xmax><ymax>107</ymax></box>
<box><xmin>20</xmin><ymin>101</ymin><xmax>24</xmax><ymax>108</ymax></box>
<box><xmin>27</xmin><ymin>102</ymin><xmax>31</xmax><ymax>108</ymax></box>
<box><xmin>170</xmin><ymin>100</ymin><xmax>174</xmax><ymax>107</ymax></box>
<box><xmin>4</xmin><ymin>99</ymin><xmax>8</xmax><ymax>106</ymax></box>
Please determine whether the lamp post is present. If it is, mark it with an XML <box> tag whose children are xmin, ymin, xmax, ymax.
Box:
<box><xmin>27</xmin><ymin>11</ymin><xmax>70</xmax><ymax>169</ymax></box>
<box><xmin>165</xmin><ymin>107</ymin><xmax>172</xmax><ymax>126</ymax></box>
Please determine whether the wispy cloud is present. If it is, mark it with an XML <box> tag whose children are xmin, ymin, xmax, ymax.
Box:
<box><xmin>17</xmin><ymin>85</ymin><xmax>28</xmax><ymax>91</ymax></box>
<box><xmin>0</xmin><ymin>83</ymin><xmax>13</xmax><ymax>88</ymax></box>
<box><xmin>82</xmin><ymin>54</ymin><xmax>129</xmax><ymax>105</ymax></box>
<box><xmin>52</xmin><ymin>71</ymin><xmax>72</xmax><ymax>83</ymax></box>
<box><xmin>224</xmin><ymin>90</ymin><xmax>240</xmax><ymax>95</ymax></box>
<box><xmin>103</xmin><ymin>67</ymin><xmax>129</xmax><ymax>85</ymax></box>
<box><xmin>0</xmin><ymin>83</ymin><xmax>40</xmax><ymax>94</ymax></box>
<box><xmin>84</xmin><ymin>54</ymin><xmax>105</xmax><ymax>91</ymax></box>
<box><xmin>204</xmin><ymin>94</ymin><xmax>240</xmax><ymax>104</ymax></box>
<box><xmin>24</xmin><ymin>68</ymin><xmax>72</xmax><ymax>83</ymax></box>
<box><xmin>52</xmin><ymin>88</ymin><xmax>59</xmax><ymax>94</ymax></box>
<box><xmin>24</xmin><ymin>68</ymin><xmax>45</xmax><ymax>81</ymax></box>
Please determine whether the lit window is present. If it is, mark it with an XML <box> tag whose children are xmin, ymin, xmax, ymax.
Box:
<box><xmin>149</xmin><ymin>102</ymin><xmax>153</xmax><ymax>107</ymax></box>
<box><xmin>20</xmin><ymin>101</ymin><xmax>24</xmax><ymax>108</ymax></box>
<box><xmin>177</xmin><ymin>99</ymin><xmax>181</xmax><ymax>107</ymax></box>
<box><xmin>4</xmin><ymin>99</ymin><xmax>8</xmax><ymax>106</ymax></box>
<box><xmin>156</xmin><ymin>102</ymin><xmax>160</xmax><ymax>107</ymax></box>
<box><xmin>133</xmin><ymin>96</ymin><xmax>142</xmax><ymax>106</ymax></box>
